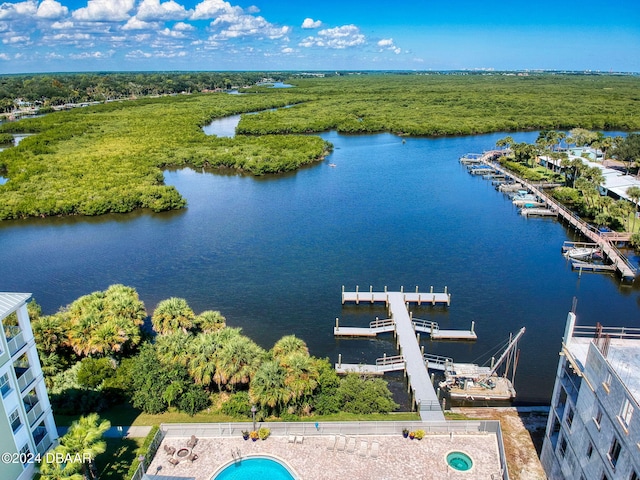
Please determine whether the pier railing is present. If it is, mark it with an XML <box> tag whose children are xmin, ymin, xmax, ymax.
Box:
<box><xmin>572</xmin><ymin>325</ymin><xmax>640</xmax><ymax>340</ymax></box>
<box><xmin>483</xmin><ymin>155</ymin><xmax>637</xmax><ymax>279</ymax></box>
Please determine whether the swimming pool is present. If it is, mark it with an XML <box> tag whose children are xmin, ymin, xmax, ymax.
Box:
<box><xmin>212</xmin><ymin>456</ymin><xmax>296</xmax><ymax>480</ymax></box>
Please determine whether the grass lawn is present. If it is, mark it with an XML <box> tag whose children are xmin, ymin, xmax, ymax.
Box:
<box><xmin>55</xmin><ymin>402</ymin><xmax>420</xmax><ymax>427</ymax></box>
<box><xmin>96</xmin><ymin>437</ymin><xmax>145</xmax><ymax>480</ymax></box>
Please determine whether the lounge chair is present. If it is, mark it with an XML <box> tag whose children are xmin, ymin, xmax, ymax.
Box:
<box><xmin>326</xmin><ymin>435</ymin><xmax>336</xmax><ymax>451</ymax></box>
<box><xmin>336</xmin><ymin>435</ymin><xmax>347</xmax><ymax>452</ymax></box>
<box><xmin>370</xmin><ymin>441</ymin><xmax>379</xmax><ymax>458</ymax></box>
<box><xmin>164</xmin><ymin>445</ymin><xmax>176</xmax><ymax>455</ymax></box>
<box><xmin>346</xmin><ymin>437</ymin><xmax>356</xmax><ymax>453</ymax></box>
<box><xmin>296</xmin><ymin>436</ymin><xmax>304</xmax><ymax>444</ymax></box>
<box><xmin>288</xmin><ymin>435</ymin><xmax>296</xmax><ymax>443</ymax></box>
<box><xmin>168</xmin><ymin>458</ymin><xmax>180</xmax><ymax>466</ymax></box>
<box><xmin>187</xmin><ymin>453</ymin><xmax>198</xmax><ymax>462</ymax></box>
<box><xmin>187</xmin><ymin>435</ymin><xmax>198</xmax><ymax>448</ymax></box>
<box><xmin>358</xmin><ymin>441</ymin><xmax>368</xmax><ymax>457</ymax></box>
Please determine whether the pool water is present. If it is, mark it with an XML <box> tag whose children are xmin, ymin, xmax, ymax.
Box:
<box><xmin>213</xmin><ymin>457</ymin><xmax>295</xmax><ymax>480</ymax></box>
<box><xmin>446</xmin><ymin>451</ymin><xmax>473</xmax><ymax>471</ymax></box>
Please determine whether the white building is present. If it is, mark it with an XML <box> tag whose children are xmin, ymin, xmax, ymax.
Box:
<box><xmin>541</xmin><ymin>311</ymin><xmax>640</xmax><ymax>480</ymax></box>
<box><xmin>0</xmin><ymin>293</ymin><xmax>57</xmax><ymax>480</ymax></box>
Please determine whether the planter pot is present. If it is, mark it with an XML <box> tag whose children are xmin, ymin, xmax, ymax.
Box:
<box><xmin>243</xmin><ymin>436</ymin><xmax>249</xmax><ymax>441</ymax></box>
<box><xmin>402</xmin><ymin>432</ymin><xmax>409</xmax><ymax>438</ymax></box>
<box><xmin>251</xmin><ymin>437</ymin><xmax>258</xmax><ymax>442</ymax></box>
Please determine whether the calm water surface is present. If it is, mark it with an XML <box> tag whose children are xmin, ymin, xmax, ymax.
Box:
<box><xmin>1</xmin><ymin>128</ymin><xmax>639</xmax><ymax>405</ymax></box>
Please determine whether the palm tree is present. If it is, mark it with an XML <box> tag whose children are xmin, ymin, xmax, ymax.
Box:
<box><xmin>272</xmin><ymin>335</ymin><xmax>308</xmax><ymax>360</ymax></box>
<box><xmin>155</xmin><ymin>331</ymin><xmax>192</xmax><ymax>366</ymax></box>
<box><xmin>32</xmin><ymin>314</ymin><xmax>65</xmax><ymax>354</ymax></box>
<box><xmin>250</xmin><ymin>360</ymin><xmax>288</xmax><ymax>411</ymax></box>
<box><xmin>215</xmin><ymin>335</ymin><xmax>264</xmax><ymax>390</ymax></box>
<box><xmin>67</xmin><ymin>313</ymin><xmax>101</xmax><ymax>356</ymax></box>
<box><xmin>280</xmin><ymin>351</ymin><xmax>319</xmax><ymax>402</ymax></box>
<box><xmin>39</xmin><ymin>445</ymin><xmax>83</xmax><ymax>480</ymax></box>
<box><xmin>59</xmin><ymin>413</ymin><xmax>110</xmax><ymax>480</ymax></box>
<box><xmin>151</xmin><ymin>297</ymin><xmax>195</xmax><ymax>335</ymax></box>
<box><xmin>186</xmin><ymin>332</ymin><xmax>220</xmax><ymax>388</ymax></box>
<box><xmin>194</xmin><ymin>310</ymin><xmax>226</xmax><ymax>333</ymax></box>
<box><xmin>626</xmin><ymin>186</ymin><xmax>640</xmax><ymax>232</ymax></box>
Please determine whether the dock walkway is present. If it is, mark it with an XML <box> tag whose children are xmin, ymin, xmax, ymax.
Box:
<box><xmin>472</xmin><ymin>151</ymin><xmax>637</xmax><ymax>281</ymax></box>
<box><xmin>338</xmin><ymin>288</ymin><xmax>448</xmax><ymax>421</ymax></box>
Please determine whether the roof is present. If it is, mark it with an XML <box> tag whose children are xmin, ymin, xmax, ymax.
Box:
<box><xmin>568</xmin><ymin>337</ymin><xmax>640</xmax><ymax>405</ymax></box>
<box><xmin>0</xmin><ymin>292</ymin><xmax>32</xmax><ymax>321</ymax></box>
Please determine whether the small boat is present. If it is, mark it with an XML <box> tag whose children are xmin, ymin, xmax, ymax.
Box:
<box><xmin>564</xmin><ymin>247</ymin><xmax>600</xmax><ymax>260</ymax></box>
<box><xmin>439</xmin><ymin>327</ymin><xmax>525</xmax><ymax>404</ymax></box>
<box><xmin>328</xmin><ymin>163</ymin><xmax>336</xmax><ymax>167</ymax></box>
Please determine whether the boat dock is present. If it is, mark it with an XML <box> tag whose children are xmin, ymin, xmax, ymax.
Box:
<box><xmin>571</xmin><ymin>261</ymin><xmax>617</xmax><ymax>274</ymax></box>
<box><xmin>336</xmin><ymin>287</ymin><xmax>450</xmax><ymax>421</ymax></box>
<box><xmin>464</xmin><ymin>151</ymin><xmax>637</xmax><ymax>281</ymax></box>
<box><xmin>520</xmin><ymin>207</ymin><xmax>558</xmax><ymax>217</ymax></box>
<box><xmin>334</xmin><ymin>316</ymin><xmax>477</xmax><ymax>341</ymax></box>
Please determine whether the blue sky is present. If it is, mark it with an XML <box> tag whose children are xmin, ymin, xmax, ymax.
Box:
<box><xmin>0</xmin><ymin>0</ymin><xmax>638</xmax><ymax>74</ymax></box>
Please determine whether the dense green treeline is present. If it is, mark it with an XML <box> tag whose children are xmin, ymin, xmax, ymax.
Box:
<box><xmin>237</xmin><ymin>75</ymin><xmax>640</xmax><ymax>136</ymax></box>
<box><xmin>0</xmin><ymin>91</ymin><xmax>329</xmax><ymax>219</ymax></box>
<box><xmin>24</xmin><ymin>285</ymin><xmax>397</xmax><ymax>421</ymax></box>
<box><xmin>1</xmin><ymin>73</ymin><xmax>638</xmax><ymax>220</ymax></box>
<box><xmin>0</xmin><ymin>71</ymin><xmax>292</xmax><ymax>110</ymax></box>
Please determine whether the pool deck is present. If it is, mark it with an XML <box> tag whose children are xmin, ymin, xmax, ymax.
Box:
<box><xmin>146</xmin><ymin>433</ymin><xmax>503</xmax><ymax>480</ymax></box>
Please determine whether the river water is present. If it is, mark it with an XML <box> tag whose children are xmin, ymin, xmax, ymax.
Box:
<box><xmin>1</xmin><ymin>119</ymin><xmax>639</xmax><ymax>406</ymax></box>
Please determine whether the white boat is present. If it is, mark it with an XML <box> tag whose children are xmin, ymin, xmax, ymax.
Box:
<box><xmin>564</xmin><ymin>247</ymin><xmax>600</xmax><ymax>260</ymax></box>
<box><xmin>439</xmin><ymin>327</ymin><xmax>525</xmax><ymax>403</ymax></box>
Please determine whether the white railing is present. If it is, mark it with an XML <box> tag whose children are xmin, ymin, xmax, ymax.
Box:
<box><xmin>26</xmin><ymin>401</ymin><xmax>43</xmax><ymax>426</ymax></box>
<box><xmin>161</xmin><ymin>420</ymin><xmax>502</xmax><ymax>438</ymax></box>
<box><xmin>7</xmin><ymin>330</ymin><xmax>26</xmax><ymax>356</ymax></box>
<box><xmin>17</xmin><ymin>369</ymin><xmax>34</xmax><ymax>392</ymax></box>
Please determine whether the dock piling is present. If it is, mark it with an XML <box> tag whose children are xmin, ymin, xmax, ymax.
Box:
<box><xmin>338</xmin><ymin>354</ymin><xmax>342</xmax><ymax>368</ymax></box>
<box><xmin>335</xmin><ymin>317</ymin><xmax>339</xmax><ymax>331</ymax></box>
<box><xmin>471</xmin><ymin>321</ymin><xmax>475</xmax><ymax>334</ymax></box>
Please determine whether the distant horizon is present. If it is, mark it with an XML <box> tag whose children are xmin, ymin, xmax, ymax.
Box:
<box><xmin>1</xmin><ymin>0</ymin><xmax>638</xmax><ymax>75</ymax></box>
<box><xmin>2</xmin><ymin>69</ymin><xmax>640</xmax><ymax>77</ymax></box>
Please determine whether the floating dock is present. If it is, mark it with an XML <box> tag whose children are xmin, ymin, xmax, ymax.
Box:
<box><xmin>520</xmin><ymin>208</ymin><xmax>557</xmax><ymax>217</ymax></box>
<box><xmin>334</xmin><ymin>316</ymin><xmax>477</xmax><ymax>341</ymax></box>
<box><xmin>335</xmin><ymin>286</ymin><xmax>481</xmax><ymax>421</ymax></box>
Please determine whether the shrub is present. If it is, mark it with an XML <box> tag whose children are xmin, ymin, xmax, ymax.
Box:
<box><xmin>221</xmin><ymin>391</ymin><xmax>252</xmax><ymax>418</ymax></box>
<box><xmin>414</xmin><ymin>429</ymin><xmax>425</xmax><ymax>440</ymax></box>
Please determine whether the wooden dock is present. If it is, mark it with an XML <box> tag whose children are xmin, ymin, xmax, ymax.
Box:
<box><xmin>336</xmin><ymin>287</ymin><xmax>475</xmax><ymax>421</ymax></box>
<box><xmin>571</xmin><ymin>261</ymin><xmax>617</xmax><ymax>273</ymax></box>
<box><xmin>471</xmin><ymin>152</ymin><xmax>637</xmax><ymax>281</ymax></box>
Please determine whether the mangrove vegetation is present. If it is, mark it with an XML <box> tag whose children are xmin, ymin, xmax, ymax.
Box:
<box><xmin>1</xmin><ymin>73</ymin><xmax>639</xmax><ymax>220</ymax></box>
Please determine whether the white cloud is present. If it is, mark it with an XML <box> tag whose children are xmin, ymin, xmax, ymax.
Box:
<box><xmin>159</xmin><ymin>27</ymin><xmax>186</xmax><ymax>38</ymax></box>
<box><xmin>378</xmin><ymin>38</ymin><xmax>401</xmax><ymax>54</ymax></box>
<box><xmin>36</xmin><ymin>0</ymin><xmax>68</xmax><ymax>19</ymax></box>
<box><xmin>136</xmin><ymin>0</ymin><xmax>190</xmax><ymax>21</ymax></box>
<box><xmin>51</xmin><ymin>32</ymin><xmax>92</xmax><ymax>41</ymax></box>
<box><xmin>0</xmin><ymin>53</ymin><xmax>10</xmax><ymax>60</ymax></box>
<box><xmin>72</xmin><ymin>0</ymin><xmax>135</xmax><ymax>22</ymax></box>
<box><xmin>174</xmin><ymin>21</ymin><xmax>195</xmax><ymax>31</ymax></box>
<box><xmin>0</xmin><ymin>1</ymin><xmax>37</xmax><ymax>20</ymax></box>
<box><xmin>2</xmin><ymin>35</ymin><xmax>31</xmax><ymax>44</ymax></box>
<box><xmin>126</xmin><ymin>49</ymin><xmax>153</xmax><ymax>58</ymax></box>
<box><xmin>69</xmin><ymin>50</ymin><xmax>115</xmax><ymax>59</ymax></box>
<box><xmin>51</xmin><ymin>20</ymin><xmax>74</xmax><ymax>29</ymax></box>
<box><xmin>191</xmin><ymin>0</ymin><xmax>239</xmax><ymax>20</ymax></box>
<box><xmin>122</xmin><ymin>17</ymin><xmax>160</xmax><ymax>30</ymax></box>
<box><xmin>299</xmin><ymin>24</ymin><xmax>365</xmax><ymax>49</ymax></box>
<box><xmin>301</xmin><ymin>18</ymin><xmax>321</xmax><ymax>29</ymax></box>
<box><xmin>211</xmin><ymin>13</ymin><xmax>290</xmax><ymax>40</ymax></box>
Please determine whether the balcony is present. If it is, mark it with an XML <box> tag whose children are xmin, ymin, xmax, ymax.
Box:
<box><xmin>5</xmin><ymin>326</ymin><xmax>26</xmax><ymax>356</ymax></box>
<box><xmin>24</xmin><ymin>394</ymin><xmax>43</xmax><ymax>427</ymax></box>
<box><xmin>15</xmin><ymin>367</ymin><xmax>35</xmax><ymax>392</ymax></box>
<box><xmin>33</xmin><ymin>426</ymin><xmax>51</xmax><ymax>455</ymax></box>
